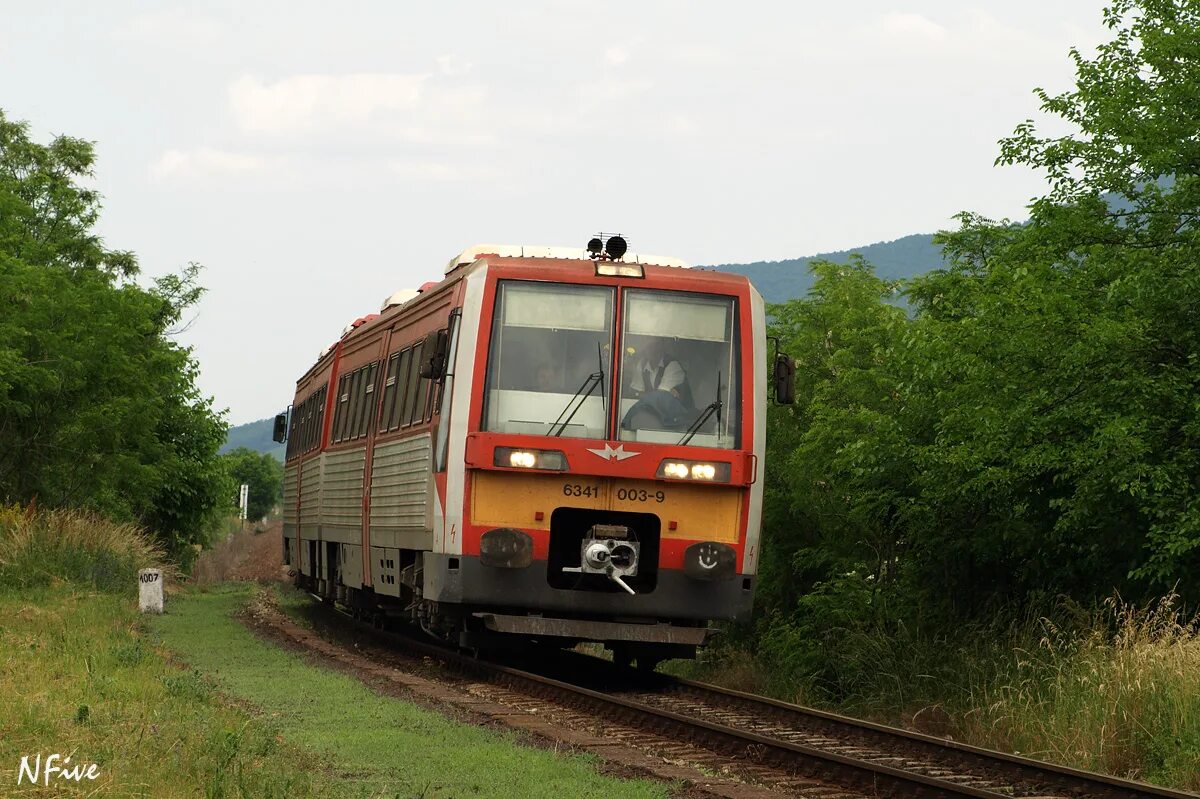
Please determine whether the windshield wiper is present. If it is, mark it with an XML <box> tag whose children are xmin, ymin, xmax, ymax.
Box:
<box><xmin>550</xmin><ymin>343</ymin><xmax>606</xmax><ymax>437</ymax></box>
<box><xmin>678</xmin><ymin>372</ymin><xmax>722</xmax><ymax>446</ymax></box>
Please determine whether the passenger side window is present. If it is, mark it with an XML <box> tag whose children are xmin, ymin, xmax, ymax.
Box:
<box><xmin>334</xmin><ymin>375</ymin><xmax>350</xmax><ymax>442</ymax></box>
<box><xmin>388</xmin><ymin>348</ymin><xmax>413</xmax><ymax>430</ymax></box>
<box><xmin>359</xmin><ymin>362</ymin><xmax>378</xmax><ymax>437</ymax></box>
<box><xmin>286</xmin><ymin>383</ymin><xmax>328</xmax><ymax>456</ymax></box>
<box><xmin>400</xmin><ymin>346</ymin><xmax>423</xmax><ymax>427</ymax></box>
<box><xmin>379</xmin><ymin>353</ymin><xmax>401</xmax><ymax>432</ymax></box>
<box><xmin>376</xmin><ymin>334</ymin><xmax>443</xmax><ymax>433</ymax></box>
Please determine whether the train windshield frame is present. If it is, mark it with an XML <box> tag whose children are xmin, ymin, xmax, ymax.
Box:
<box><xmin>482</xmin><ymin>281</ymin><xmax>615</xmax><ymax>440</ymax></box>
<box><xmin>482</xmin><ymin>279</ymin><xmax>741</xmax><ymax>448</ymax></box>
<box><xmin>616</xmin><ymin>289</ymin><xmax>740</xmax><ymax>450</ymax></box>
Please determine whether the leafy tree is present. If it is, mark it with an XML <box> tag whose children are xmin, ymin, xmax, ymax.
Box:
<box><xmin>910</xmin><ymin>0</ymin><xmax>1200</xmax><ymax>595</ymax></box>
<box><xmin>754</xmin><ymin>258</ymin><xmax>920</xmax><ymax>688</ymax></box>
<box><xmin>0</xmin><ymin>110</ymin><xmax>229</xmax><ymax>564</ymax></box>
<box><xmin>760</xmin><ymin>258</ymin><xmax>911</xmax><ymax>614</ymax></box>
<box><xmin>756</xmin><ymin>0</ymin><xmax>1200</xmax><ymax>693</ymax></box>
<box><xmin>222</xmin><ymin>447</ymin><xmax>283</xmax><ymax>522</ymax></box>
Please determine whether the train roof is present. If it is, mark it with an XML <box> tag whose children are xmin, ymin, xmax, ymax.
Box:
<box><xmin>294</xmin><ymin>243</ymin><xmax>751</xmax><ymax>388</ymax></box>
<box><xmin>445</xmin><ymin>243</ymin><xmax>689</xmax><ymax>273</ymax></box>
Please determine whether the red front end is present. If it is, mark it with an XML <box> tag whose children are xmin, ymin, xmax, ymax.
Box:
<box><xmin>424</xmin><ymin>256</ymin><xmax>765</xmax><ymax>652</ymax></box>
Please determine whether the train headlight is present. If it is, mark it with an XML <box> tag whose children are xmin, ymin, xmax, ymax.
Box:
<box><xmin>662</xmin><ymin>462</ymin><xmax>690</xmax><ymax>479</ymax></box>
<box><xmin>656</xmin><ymin>459</ymin><xmax>730</xmax><ymax>482</ymax></box>
<box><xmin>494</xmin><ymin>447</ymin><xmax>567</xmax><ymax>471</ymax></box>
<box><xmin>509</xmin><ymin>450</ymin><xmax>536</xmax><ymax>468</ymax></box>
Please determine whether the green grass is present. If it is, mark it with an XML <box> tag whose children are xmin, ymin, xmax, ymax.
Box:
<box><xmin>0</xmin><ymin>582</ymin><xmax>669</xmax><ymax>798</ymax></box>
<box><xmin>957</xmin><ymin>596</ymin><xmax>1200</xmax><ymax>789</ymax></box>
<box><xmin>152</xmin><ymin>584</ymin><xmax>669</xmax><ymax>799</ymax></box>
<box><xmin>0</xmin><ymin>585</ymin><xmax>329</xmax><ymax>798</ymax></box>
<box><xmin>1</xmin><ymin>505</ymin><xmax>668</xmax><ymax>798</ymax></box>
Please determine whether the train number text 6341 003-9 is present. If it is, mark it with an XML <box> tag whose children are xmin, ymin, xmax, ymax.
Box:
<box><xmin>561</xmin><ymin>483</ymin><xmax>666</xmax><ymax>503</ymax></box>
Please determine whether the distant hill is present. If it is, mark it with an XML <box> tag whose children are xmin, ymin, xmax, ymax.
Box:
<box><xmin>705</xmin><ymin>233</ymin><xmax>945</xmax><ymax>304</ymax></box>
<box><xmin>221</xmin><ymin>417</ymin><xmax>284</xmax><ymax>461</ymax></box>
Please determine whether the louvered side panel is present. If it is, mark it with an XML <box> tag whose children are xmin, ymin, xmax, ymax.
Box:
<box><xmin>299</xmin><ymin>456</ymin><xmax>323</xmax><ymax>528</ymax></box>
<box><xmin>282</xmin><ymin>463</ymin><xmax>299</xmax><ymax>526</ymax></box>
<box><xmin>371</xmin><ymin>435</ymin><xmax>432</xmax><ymax>544</ymax></box>
<box><xmin>321</xmin><ymin>447</ymin><xmax>366</xmax><ymax>529</ymax></box>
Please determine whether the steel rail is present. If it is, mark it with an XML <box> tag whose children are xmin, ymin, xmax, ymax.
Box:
<box><xmin>652</xmin><ymin>674</ymin><xmax>1197</xmax><ymax>799</ymax></box>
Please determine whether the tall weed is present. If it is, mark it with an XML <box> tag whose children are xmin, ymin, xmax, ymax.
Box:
<box><xmin>0</xmin><ymin>504</ymin><xmax>165</xmax><ymax>591</ymax></box>
<box><xmin>715</xmin><ymin>592</ymin><xmax>1200</xmax><ymax>790</ymax></box>
<box><xmin>961</xmin><ymin>594</ymin><xmax>1200</xmax><ymax>788</ymax></box>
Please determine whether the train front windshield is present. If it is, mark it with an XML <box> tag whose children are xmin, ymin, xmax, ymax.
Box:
<box><xmin>617</xmin><ymin>290</ymin><xmax>739</xmax><ymax>449</ymax></box>
<box><xmin>484</xmin><ymin>282</ymin><xmax>614</xmax><ymax>439</ymax></box>
<box><xmin>484</xmin><ymin>280</ymin><xmax>740</xmax><ymax>448</ymax></box>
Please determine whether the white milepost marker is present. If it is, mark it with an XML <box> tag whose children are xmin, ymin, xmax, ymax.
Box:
<box><xmin>138</xmin><ymin>568</ymin><xmax>163</xmax><ymax>614</ymax></box>
<box><xmin>239</xmin><ymin>483</ymin><xmax>249</xmax><ymax>522</ymax></box>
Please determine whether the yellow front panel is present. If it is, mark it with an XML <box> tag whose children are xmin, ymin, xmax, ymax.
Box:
<box><xmin>471</xmin><ymin>471</ymin><xmax>742</xmax><ymax>543</ymax></box>
<box><xmin>610</xmin><ymin>478</ymin><xmax>741</xmax><ymax>543</ymax></box>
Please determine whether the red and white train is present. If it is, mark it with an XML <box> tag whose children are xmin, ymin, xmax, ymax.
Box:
<box><xmin>275</xmin><ymin>237</ymin><xmax>793</xmax><ymax>668</ymax></box>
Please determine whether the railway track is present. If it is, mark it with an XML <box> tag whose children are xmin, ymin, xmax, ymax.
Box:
<box><xmin>295</xmin><ymin>597</ymin><xmax>1196</xmax><ymax>799</ymax></box>
<box><xmin>592</xmin><ymin>666</ymin><xmax>1196</xmax><ymax>799</ymax></box>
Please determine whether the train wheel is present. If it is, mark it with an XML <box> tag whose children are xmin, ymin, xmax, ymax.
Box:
<box><xmin>636</xmin><ymin>656</ymin><xmax>661</xmax><ymax>674</ymax></box>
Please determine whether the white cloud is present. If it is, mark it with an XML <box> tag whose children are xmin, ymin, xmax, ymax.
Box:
<box><xmin>436</xmin><ymin>54</ymin><xmax>473</xmax><ymax>76</ymax></box>
<box><xmin>112</xmin><ymin>10</ymin><xmax>221</xmax><ymax>45</ymax></box>
<box><xmin>604</xmin><ymin>46</ymin><xmax>630</xmax><ymax>66</ymax></box>
<box><xmin>879</xmin><ymin>12</ymin><xmax>948</xmax><ymax>41</ymax></box>
<box><xmin>150</xmin><ymin>148</ymin><xmax>268</xmax><ymax>181</ymax></box>
<box><xmin>575</xmin><ymin>77</ymin><xmax>653</xmax><ymax>104</ymax></box>
<box><xmin>229</xmin><ymin>73</ymin><xmax>428</xmax><ymax>135</ymax></box>
<box><xmin>388</xmin><ymin>161</ymin><xmax>502</xmax><ymax>182</ymax></box>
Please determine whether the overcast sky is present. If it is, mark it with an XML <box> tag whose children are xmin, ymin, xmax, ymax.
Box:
<box><xmin>2</xmin><ymin>1</ymin><xmax>1107</xmax><ymax>424</ymax></box>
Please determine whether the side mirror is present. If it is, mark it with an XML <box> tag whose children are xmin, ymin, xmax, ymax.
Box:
<box><xmin>418</xmin><ymin>329</ymin><xmax>449</xmax><ymax>380</ymax></box>
<box><xmin>272</xmin><ymin>411</ymin><xmax>289</xmax><ymax>443</ymax></box>
<box><xmin>773</xmin><ymin>353</ymin><xmax>796</xmax><ymax>405</ymax></box>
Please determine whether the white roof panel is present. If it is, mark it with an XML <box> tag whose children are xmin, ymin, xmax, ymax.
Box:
<box><xmin>445</xmin><ymin>243</ymin><xmax>688</xmax><ymax>274</ymax></box>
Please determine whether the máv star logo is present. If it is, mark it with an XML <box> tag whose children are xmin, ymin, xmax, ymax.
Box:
<box><xmin>586</xmin><ymin>444</ymin><xmax>640</xmax><ymax>462</ymax></box>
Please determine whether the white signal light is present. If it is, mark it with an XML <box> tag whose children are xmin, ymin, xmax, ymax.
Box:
<box><xmin>656</xmin><ymin>459</ymin><xmax>731</xmax><ymax>482</ymax></box>
<box><xmin>662</xmin><ymin>462</ymin><xmax>690</xmax><ymax>479</ymax></box>
<box><xmin>494</xmin><ymin>447</ymin><xmax>568</xmax><ymax>471</ymax></box>
<box><xmin>509</xmin><ymin>450</ymin><xmax>537</xmax><ymax>468</ymax></box>
<box><xmin>594</xmin><ymin>263</ymin><xmax>644</xmax><ymax>278</ymax></box>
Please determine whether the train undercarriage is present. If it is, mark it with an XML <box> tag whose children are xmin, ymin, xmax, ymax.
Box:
<box><xmin>287</xmin><ymin>538</ymin><xmax>737</xmax><ymax>671</ymax></box>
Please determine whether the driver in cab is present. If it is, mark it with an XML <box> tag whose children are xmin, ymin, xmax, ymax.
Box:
<box><xmin>623</xmin><ymin>339</ymin><xmax>694</xmax><ymax>429</ymax></box>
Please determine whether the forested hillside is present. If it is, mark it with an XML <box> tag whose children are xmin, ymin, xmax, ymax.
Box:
<box><xmin>222</xmin><ymin>417</ymin><xmax>285</xmax><ymax>461</ymax></box>
<box><xmin>707</xmin><ymin>233</ymin><xmax>943</xmax><ymax>303</ymax></box>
